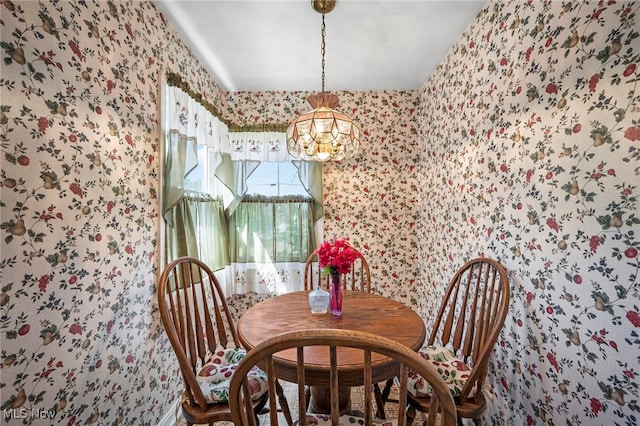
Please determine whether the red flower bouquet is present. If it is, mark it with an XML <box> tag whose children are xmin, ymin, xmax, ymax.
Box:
<box><xmin>316</xmin><ymin>238</ymin><xmax>360</xmax><ymax>276</ymax></box>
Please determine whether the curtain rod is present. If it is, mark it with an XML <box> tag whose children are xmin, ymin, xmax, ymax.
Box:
<box><xmin>165</xmin><ymin>71</ymin><xmax>288</xmax><ymax>133</ymax></box>
<box><xmin>241</xmin><ymin>195</ymin><xmax>313</xmax><ymax>204</ymax></box>
<box><xmin>183</xmin><ymin>191</ymin><xmax>223</xmax><ymax>202</ymax></box>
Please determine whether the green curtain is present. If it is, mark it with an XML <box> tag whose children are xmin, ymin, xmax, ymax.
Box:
<box><xmin>162</xmin><ymin>131</ymin><xmax>198</xmax><ymax>227</ymax></box>
<box><xmin>164</xmin><ymin>192</ymin><xmax>229</xmax><ymax>270</ymax></box>
<box><xmin>162</xmin><ymin>78</ymin><xmax>322</xmax><ymax>292</ymax></box>
<box><xmin>214</xmin><ymin>154</ymin><xmax>261</xmax><ymax>216</ymax></box>
<box><xmin>215</xmin><ymin>154</ymin><xmax>324</xmax><ymax>220</ymax></box>
<box><xmin>228</xmin><ymin>196</ymin><xmax>316</xmax><ymax>263</ymax></box>
<box><xmin>294</xmin><ymin>161</ymin><xmax>324</xmax><ymax>222</ymax></box>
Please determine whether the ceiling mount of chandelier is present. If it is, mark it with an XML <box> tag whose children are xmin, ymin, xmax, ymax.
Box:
<box><xmin>286</xmin><ymin>0</ymin><xmax>361</xmax><ymax>162</ymax></box>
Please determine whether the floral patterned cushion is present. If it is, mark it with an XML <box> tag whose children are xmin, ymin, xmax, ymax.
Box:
<box><xmin>195</xmin><ymin>347</ymin><xmax>268</xmax><ymax>403</ymax></box>
<box><xmin>305</xmin><ymin>413</ymin><xmax>397</xmax><ymax>425</ymax></box>
<box><xmin>407</xmin><ymin>345</ymin><xmax>471</xmax><ymax>398</ymax></box>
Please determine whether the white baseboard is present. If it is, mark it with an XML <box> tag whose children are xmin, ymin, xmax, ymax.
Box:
<box><xmin>157</xmin><ymin>397</ymin><xmax>182</xmax><ymax>426</ymax></box>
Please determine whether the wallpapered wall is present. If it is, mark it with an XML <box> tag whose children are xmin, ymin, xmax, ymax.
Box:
<box><xmin>417</xmin><ymin>1</ymin><xmax>639</xmax><ymax>424</ymax></box>
<box><xmin>0</xmin><ymin>1</ymin><xmax>637</xmax><ymax>426</ymax></box>
<box><xmin>0</xmin><ymin>1</ymin><xmax>228</xmax><ymax>424</ymax></box>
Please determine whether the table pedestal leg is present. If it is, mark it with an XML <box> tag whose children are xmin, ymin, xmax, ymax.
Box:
<box><xmin>307</xmin><ymin>386</ymin><xmax>351</xmax><ymax>414</ymax></box>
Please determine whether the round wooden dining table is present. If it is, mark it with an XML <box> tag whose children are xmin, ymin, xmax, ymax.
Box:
<box><xmin>237</xmin><ymin>290</ymin><xmax>426</xmax><ymax>414</ymax></box>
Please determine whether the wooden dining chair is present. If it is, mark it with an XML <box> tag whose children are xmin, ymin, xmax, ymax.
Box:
<box><xmin>158</xmin><ymin>256</ymin><xmax>292</xmax><ymax>425</ymax></box>
<box><xmin>303</xmin><ymin>245</ymin><xmax>371</xmax><ymax>292</ymax></box>
<box><xmin>404</xmin><ymin>257</ymin><xmax>510</xmax><ymax>426</ymax></box>
<box><xmin>303</xmin><ymin>244</ymin><xmax>392</xmax><ymax>417</ymax></box>
<box><xmin>229</xmin><ymin>329</ymin><xmax>458</xmax><ymax>426</ymax></box>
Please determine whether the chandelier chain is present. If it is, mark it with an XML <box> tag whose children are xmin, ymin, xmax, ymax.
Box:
<box><xmin>321</xmin><ymin>12</ymin><xmax>326</xmax><ymax>92</ymax></box>
<box><xmin>286</xmin><ymin>0</ymin><xmax>361</xmax><ymax>162</ymax></box>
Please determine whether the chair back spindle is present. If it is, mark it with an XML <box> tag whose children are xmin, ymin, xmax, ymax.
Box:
<box><xmin>229</xmin><ymin>329</ymin><xmax>458</xmax><ymax>426</ymax></box>
<box><xmin>158</xmin><ymin>257</ymin><xmax>271</xmax><ymax>424</ymax></box>
<box><xmin>407</xmin><ymin>258</ymin><xmax>510</xmax><ymax>425</ymax></box>
<box><xmin>304</xmin><ymin>245</ymin><xmax>371</xmax><ymax>292</ymax></box>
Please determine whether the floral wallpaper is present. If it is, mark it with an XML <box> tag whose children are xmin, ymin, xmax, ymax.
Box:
<box><xmin>0</xmin><ymin>1</ymin><xmax>637</xmax><ymax>426</ymax></box>
<box><xmin>417</xmin><ymin>1</ymin><xmax>639</xmax><ymax>425</ymax></box>
<box><xmin>0</xmin><ymin>1</ymin><xmax>226</xmax><ymax>424</ymax></box>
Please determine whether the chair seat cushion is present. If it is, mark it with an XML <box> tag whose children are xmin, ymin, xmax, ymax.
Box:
<box><xmin>196</xmin><ymin>347</ymin><xmax>267</xmax><ymax>403</ymax></box>
<box><xmin>408</xmin><ymin>345</ymin><xmax>471</xmax><ymax>398</ymax></box>
<box><xmin>305</xmin><ymin>413</ymin><xmax>396</xmax><ymax>425</ymax></box>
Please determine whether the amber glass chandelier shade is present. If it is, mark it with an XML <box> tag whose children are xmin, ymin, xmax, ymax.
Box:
<box><xmin>286</xmin><ymin>105</ymin><xmax>361</xmax><ymax>162</ymax></box>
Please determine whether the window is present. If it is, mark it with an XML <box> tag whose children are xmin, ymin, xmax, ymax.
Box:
<box><xmin>245</xmin><ymin>162</ymin><xmax>308</xmax><ymax>196</ymax></box>
<box><xmin>229</xmin><ymin>161</ymin><xmax>316</xmax><ymax>264</ymax></box>
<box><xmin>184</xmin><ymin>144</ymin><xmax>232</xmax><ymax>201</ymax></box>
<box><xmin>182</xmin><ymin>143</ymin><xmax>317</xmax><ymax>264</ymax></box>
<box><xmin>161</xmin><ymin>80</ymin><xmax>321</xmax><ymax>295</ymax></box>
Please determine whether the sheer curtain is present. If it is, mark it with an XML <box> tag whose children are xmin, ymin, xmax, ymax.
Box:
<box><xmin>162</xmin><ymin>84</ymin><xmax>229</xmax><ymax>273</ymax></box>
<box><xmin>216</xmin><ymin>132</ymin><xmax>323</xmax><ymax>218</ymax></box>
<box><xmin>226</xmin><ymin>195</ymin><xmax>318</xmax><ymax>294</ymax></box>
<box><xmin>228</xmin><ymin>196</ymin><xmax>317</xmax><ymax>263</ymax></box>
<box><xmin>164</xmin><ymin>192</ymin><xmax>229</xmax><ymax>271</ymax></box>
<box><xmin>162</xmin><ymin>80</ymin><xmax>322</xmax><ymax>296</ymax></box>
<box><xmin>215</xmin><ymin>132</ymin><xmax>323</xmax><ymax>295</ymax></box>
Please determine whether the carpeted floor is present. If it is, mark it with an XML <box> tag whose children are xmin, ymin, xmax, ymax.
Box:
<box><xmin>174</xmin><ymin>381</ymin><xmax>429</xmax><ymax>425</ymax></box>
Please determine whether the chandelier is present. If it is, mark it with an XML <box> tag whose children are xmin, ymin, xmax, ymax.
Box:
<box><xmin>286</xmin><ymin>0</ymin><xmax>361</xmax><ymax>162</ymax></box>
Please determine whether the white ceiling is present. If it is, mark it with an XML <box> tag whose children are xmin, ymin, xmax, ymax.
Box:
<box><xmin>154</xmin><ymin>0</ymin><xmax>486</xmax><ymax>92</ymax></box>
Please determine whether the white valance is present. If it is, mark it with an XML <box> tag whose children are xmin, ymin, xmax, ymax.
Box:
<box><xmin>167</xmin><ymin>86</ymin><xmax>291</xmax><ymax>162</ymax></box>
<box><xmin>228</xmin><ymin>132</ymin><xmax>290</xmax><ymax>162</ymax></box>
<box><xmin>166</xmin><ymin>86</ymin><xmax>230</xmax><ymax>153</ymax></box>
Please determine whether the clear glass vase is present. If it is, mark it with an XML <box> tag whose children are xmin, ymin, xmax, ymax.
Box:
<box><xmin>329</xmin><ymin>273</ymin><xmax>343</xmax><ymax>316</ymax></box>
<box><xmin>308</xmin><ymin>286</ymin><xmax>330</xmax><ymax>314</ymax></box>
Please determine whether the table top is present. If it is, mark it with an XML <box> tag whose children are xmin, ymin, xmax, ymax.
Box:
<box><xmin>237</xmin><ymin>290</ymin><xmax>426</xmax><ymax>386</ymax></box>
